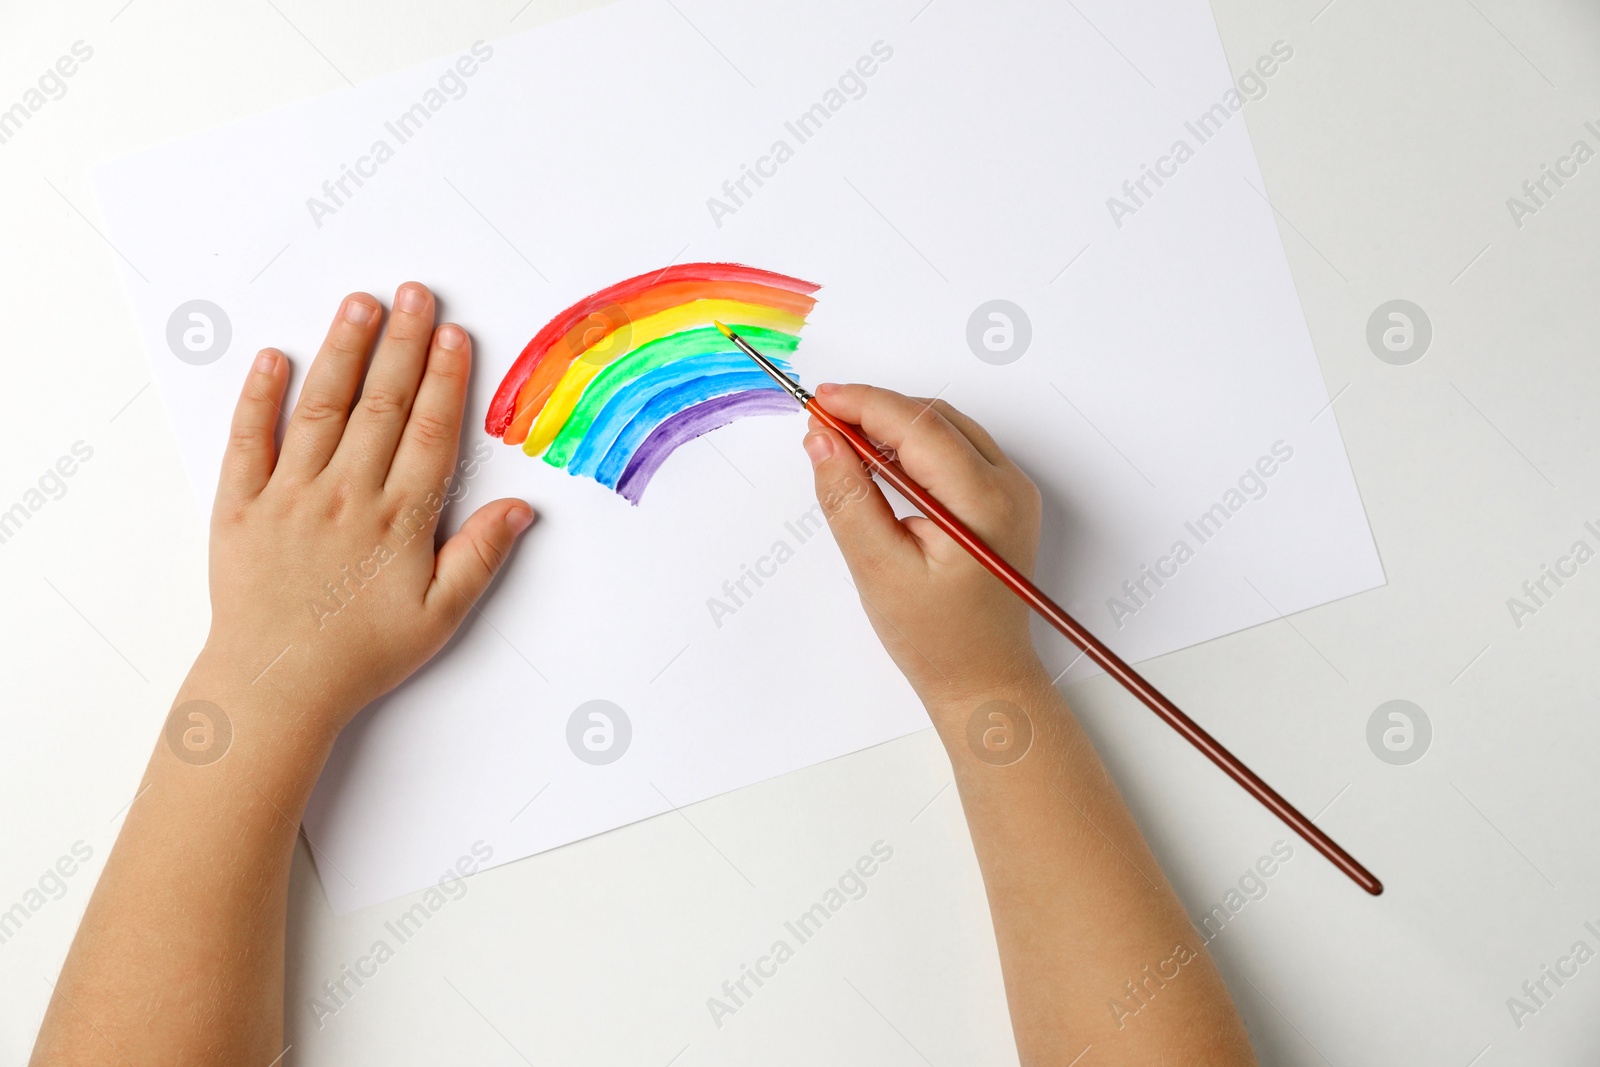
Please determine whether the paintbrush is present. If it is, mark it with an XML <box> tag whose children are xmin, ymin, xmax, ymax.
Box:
<box><xmin>714</xmin><ymin>319</ymin><xmax>1382</xmax><ymax>896</ymax></box>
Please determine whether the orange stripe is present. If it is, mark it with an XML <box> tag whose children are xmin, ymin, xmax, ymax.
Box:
<box><xmin>502</xmin><ymin>279</ymin><xmax>816</xmax><ymax>444</ymax></box>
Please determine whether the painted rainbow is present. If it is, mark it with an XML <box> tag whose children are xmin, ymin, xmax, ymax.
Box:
<box><xmin>486</xmin><ymin>263</ymin><xmax>820</xmax><ymax>504</ymax></box>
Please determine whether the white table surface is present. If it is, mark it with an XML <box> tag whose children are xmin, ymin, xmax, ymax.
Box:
<box><xmin>5</xmin><ymin>1</ymin><xmax>1600</xmax><ymax>1063</ymax></box>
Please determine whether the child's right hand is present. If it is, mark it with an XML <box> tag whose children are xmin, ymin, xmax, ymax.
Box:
<box><xmin>802</xmin><ymin>384</ymin><xmax>1053</xmax><ymax>732</ymax></box>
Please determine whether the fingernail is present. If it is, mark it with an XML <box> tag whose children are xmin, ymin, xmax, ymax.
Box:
<box><xmin>505</xmin><ymin>505</ymin><xmax>534</xmax><ymax>534</ymax></box>
<box><xmin>437</xmin><ymin>324</ymin><xmax>466</xmax><ymax>350</ymax></box>
<box><xmin>397</xmin><ymin>285</ymin><xmax>429</xmax><ymax>313</ymax></box>
<box><xmin>254</xmin><ymin>350</ymin><xmax>278</xmax><ymax>373</ymax></box>
<box><xmin>803</xmin><ymin>432</ymin><xmax>835</xmax><ymax>465</ymax></box>
<box><xmin>344</xmin><ymin>298</ymin><xmax>375</xmax><ymax>324</ymax></box>
<box><xmin>816</xmin><ymin>382</ymin><xmax>840</xmax><ymax>396</ymax></box>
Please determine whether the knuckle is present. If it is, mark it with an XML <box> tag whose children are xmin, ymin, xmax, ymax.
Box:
<box><xmin>976</xmin><ymin>481</ymin><xmax>1013</xmax><ymax>518</ymax></box>
<box><xmin>243</xmin><ymin>381</ymin><xmax>278</xmax><ymax>407</ymax></box>
<box><xmin>227</xmin><ymin>427</ymin><xmax>265</xmax><ymax>454</ymax></box>
<box><xmin>388</xmin><ymin>499</ymin><xmax>437</xmax><ymax>540</ymax></box>
<box><xmin>326</xmin><ymin>330</ymin><xmax>369</xmax><ymax>360</ymax></box>
<box><xmin>324</xmin><ymin>478</ymin><xmax>360</xmax><ymax>518</ymax></box>
<box><xmin>996</xmin><ymin>489</ymin><xmax>1040</xmax><ymax>535</ymax></box>
<box><xmin>211</xmin><ymin>497</ymin><xmax>249</xmax><ymax>526</ymax></box>
<box><xmin>359</xmin><ymin>387</ymin><xmax>408</xmax><ymax>418</ymax></box>
<box><xmin>1009</xmin><ymin>468</ymin><xmax>1043</xmax><ymax>509</ymax></box>
<box><xmin>818</xmin><ymin>467</ymin><xmax>871</xmax><ymax>518</ymax></box>
<box><xmin>426</xmin><ymin>349</ymin><xmax>471</xmax><ymax>383</ymax></box>
<box><xmin>253</xmin><ymin>481</ymin><xmax>294</xmax><ymax>512</ymax></box>
<box><xmin>473</xmin><ymin>536</ymin><xmax>506</xmax><ymax>575</ymax></box>
<box><xmin>854</xmin><ymin>538</ymin><xmax>898</xmax><ymax>577</ymax></box>
<box><xmin>383</xmin><ymin>319</ymin><xmax>430</xmax><ymax>347</ymax></box>
<box><xmin>294</xmin><ymin>392</ymin><xmax>346</xmax><ymax>425</ymax></box>
<box><xmin>406</xmin><ymin>410</ymin><xmax>454</xmax><ymax>448</ymax></box>
<box><xmin>899</xmin><ymin>404</ymin><xmax>935</xmax><ymax>438</ymax></box>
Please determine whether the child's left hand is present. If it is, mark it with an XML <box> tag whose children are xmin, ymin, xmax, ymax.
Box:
<box><xmin>195</xmin><ymin>283</ymin><xmax>533</xmax><ymax>749</ymax></box>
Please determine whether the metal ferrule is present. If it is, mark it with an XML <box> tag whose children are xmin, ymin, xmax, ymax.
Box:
<box><xmin>725</xmin><ymin>328</ymin><xmax>812</xmax><ymax>406</ymax></box>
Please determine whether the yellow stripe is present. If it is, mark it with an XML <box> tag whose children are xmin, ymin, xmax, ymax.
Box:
<box><xmin>522</xmin><ymin>299</ymin><xmax>807</xmax><ymax>456</ymax></box>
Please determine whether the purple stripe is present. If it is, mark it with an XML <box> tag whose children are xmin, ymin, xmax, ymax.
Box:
<box><xmin>615</xmin><ymin>390</ymin><xmax>799</xmax><ymax>504</ymax></box>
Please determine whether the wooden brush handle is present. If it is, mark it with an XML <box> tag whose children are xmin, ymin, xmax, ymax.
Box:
<box><xmin>807</xmin><ymin>399</ymin><xmax>1383</xmax><ymax>897</ymax></box>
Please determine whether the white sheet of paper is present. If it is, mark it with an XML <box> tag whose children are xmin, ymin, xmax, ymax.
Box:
<box><xmin>93</xmin><ymin>0</ymin><xmax>1384</xmax><ymax>913</ymax></box>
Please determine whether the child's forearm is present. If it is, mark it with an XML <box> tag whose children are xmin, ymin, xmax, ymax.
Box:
<box><xmin>803</xmin><ymin>384</ymin><xmax>1257</xmax><ymax>1062</ymax></box>
<box><xmin>32</xmin><ymin>656</ymin><xmax>333</xmax><ymax>1066</ymax></box>
<box><xmin>34</xmin><ymin>286</ymin><xmax>530</xmax><ymax>1065</ymax></box>
<box><xmin>928</xmin><ymin>673</ymin><xmax>1258</xmax><ymax>1065</ymax></box>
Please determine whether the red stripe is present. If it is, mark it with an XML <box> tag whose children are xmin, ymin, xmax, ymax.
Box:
<box><xmin>485</xmin><ymin>262</ymin><xmax>819</xmax><ymax>438</ymax></box>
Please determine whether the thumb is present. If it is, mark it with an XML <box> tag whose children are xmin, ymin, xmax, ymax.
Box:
<box><xmin>426</xmin><ymin>498</ymin><xmax>535</xmax><ymax>622</ymax></box>
<box><xmin>805</xmin><ymin>424</ymin><xmax>916</xmax><ymax>573</ymax></box>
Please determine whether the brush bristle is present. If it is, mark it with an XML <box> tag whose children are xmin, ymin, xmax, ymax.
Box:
<box><xmin>713</xmin><ymin>320</ymin><xmax>734</xmax><ymax>339</ymax></box>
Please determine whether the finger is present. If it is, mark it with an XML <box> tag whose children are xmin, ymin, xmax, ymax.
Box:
<box><xmin>813</xmin><ymin>383</ymin><xmax>990</xmax><ymax>503</ymax></box>
<box><xmin>334</xmin><ymin>283</ymin><xmax>435</xmax><ymax>486</ymax></box>
<box><xmin>919</xmin><ymin>398</ymin><xmax>1010</xmax><ymax>468</ymax></box>
<box><xmin>275</xmin><ymin>293</ymin><xmax>381</xmax><ymax>482</ymax></box>
<box><xmin>426</xmin><ymin>499</ymin><xmax>535</xmax><ymax>622</ymax></box>
<box><xmin>217</xmin><ymin>349</ymin><xmax>288</xmax><ymax>505</ymax></box>
<box><xmin>387</xmin><ymin>323</ymin><xmax>471</xmax><ymax>496</ymax></box>
<box><xmin>804</xmin><ymin>420</ymin><xmax>923</xmax><ymax>572</ymax></box>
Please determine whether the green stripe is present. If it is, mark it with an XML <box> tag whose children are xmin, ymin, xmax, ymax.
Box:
<box><xmin>543</xmin><ymin>324</ymin><xmax>802</xmax><ymax>468</ymax></box>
